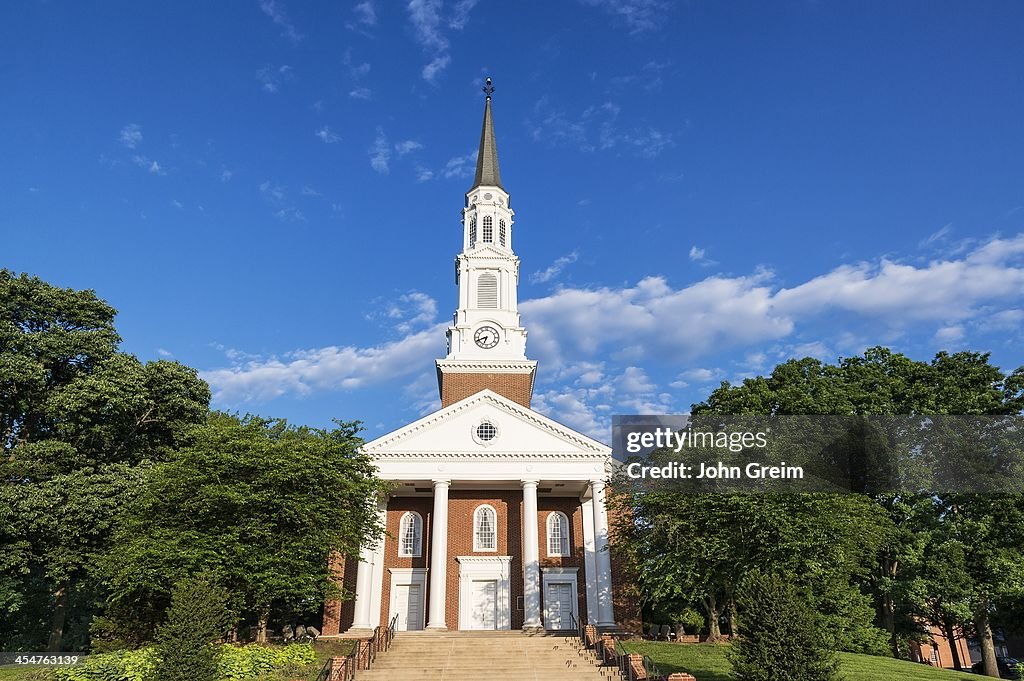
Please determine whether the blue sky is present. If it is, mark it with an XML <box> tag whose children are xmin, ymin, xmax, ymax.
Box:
<box><xmin>3</xmin><ymin>1</ymin><xmax>1023</xmax><ymax>439</ymax></box>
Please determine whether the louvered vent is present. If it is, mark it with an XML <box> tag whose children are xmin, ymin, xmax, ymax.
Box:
<box><xmin>477</xmin><ymin>273</ymin><xmax>498</xmax><ymax>308</ymax></box>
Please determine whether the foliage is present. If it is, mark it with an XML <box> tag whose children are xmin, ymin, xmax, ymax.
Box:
<box><xmin>0</xmin><ymin>270</ymin><xmax>211</xmax><ymax>651</ymax></box>
<box><xmin>216</xmin><ymin>643</ymin><xmax>316</xmax><ymax>679</ymax></box>
<box><xmin>728</xmin><ymin>572</ymin><xmax>839</xmax><ymax>681</ymax></box>
<box><xmin>101</xmin><ymin>413</ymin><xmax>388</xmax><ymax>638</ymax></box>
<box><xmin>152</xmin><ymin>575</ymin><xmax>234</xmax><ymax>681</ymax></box>
<box><xmin>53</xmin><ymin>648</ymin><xmax>157</xmax><ymax>681</ymax></box>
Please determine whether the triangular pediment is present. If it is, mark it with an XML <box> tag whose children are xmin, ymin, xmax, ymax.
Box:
<box><xmin>463</xmin><ymin>244</ymin><xmax>516</xmax><ymax>260</ymax></box>
<box><xmin>362</xmin><ymin>389</ymin><xmax>609</xmax><ymax>458</ymax></box>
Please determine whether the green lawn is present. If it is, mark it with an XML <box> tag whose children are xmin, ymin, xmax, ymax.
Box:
<box><xmin>622</xmin><ymin>641</ymin><xmax>980</xmax><ymax>681</ymax></box>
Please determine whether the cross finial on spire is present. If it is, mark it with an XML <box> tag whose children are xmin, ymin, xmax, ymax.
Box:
<box><xmin>482</xmin><ymin>77</ymin><xmax>495</xmax><ymax>100</ymax></box>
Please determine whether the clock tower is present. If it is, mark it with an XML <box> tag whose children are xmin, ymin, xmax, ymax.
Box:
<box><xmin>436</xmin><ymin>79</ymin><xmax>537</xmax><ymax>407</ymax></box>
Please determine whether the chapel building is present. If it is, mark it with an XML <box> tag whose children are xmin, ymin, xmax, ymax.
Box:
<box><xmin>323</xmin><ymin>81</ymin><xmax>632</xmax><ymax>634</ymax></box>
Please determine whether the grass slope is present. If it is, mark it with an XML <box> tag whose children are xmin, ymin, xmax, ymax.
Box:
<box><xmin>622</xmin><ymin>641</ymin><xmax>979</xmax><ymax>681</ymax></box>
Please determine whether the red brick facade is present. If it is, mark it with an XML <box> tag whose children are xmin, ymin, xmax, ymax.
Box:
<box><xmin>324</xmin><ymin>491</ymin><xmax>626</xmax><ymax>632</ymax></box>
<box><xmin>438</xmin><ymin>371</ymin><xmax>534</xmax><ymax>408</ymax></box>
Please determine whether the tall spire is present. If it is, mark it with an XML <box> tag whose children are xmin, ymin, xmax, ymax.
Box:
<box><xmin>471</xmin><ymin>78</ymin><xmax>503</xmax><ymax>190</ymax></box>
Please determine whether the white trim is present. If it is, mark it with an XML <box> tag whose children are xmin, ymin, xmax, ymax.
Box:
<box><xmin>388</xmin><ymin>568</ymin><xmax>427</xmax><ymax>631</ymax></box>
<box><xmin>541</xmin><ymin>567</ymin><xmax>579</xmax><ymax>631</ymax></box>
<box><xmin>473</xmin><ymin>504</ymin><xmax>498</xmax><ymax>552</ymax></box>
<box><xmin>397</xmin><ymin>511</ymin><xmax>423</xmax><ymax>557</ymax></box>
<box><xmin>546</xmin><ymin>511</ymin><xmax>571</xmax><ymax>558</ymax></box>
<box><xmin>362</xmin><ymin>389</ymin><xmax>609</xmax><ymax>454</ymax></box>
<box><xmin>456</xmin><ymin>556</ymin><xmax>512</xmax><ymax>630</ymax></box>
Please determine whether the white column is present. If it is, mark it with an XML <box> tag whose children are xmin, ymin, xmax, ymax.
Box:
<box><xmin>426</xmin><ymin>478</ymin><xmax>450</xmax><ymax>630</ymax></box>
<box><xmin>591</xmin><ymin>478</ymin><xmax>616</xmax><ymax>627</ymax></box>
<box><xmin>350</xmin><ymin>545</ymin><xmax>375</xmax><ymax>630</ymax></box>
<box><xmin>580</xmin><ymin>497</ymin><xmax>599</xmax><ymax>624</ymax></box>
<box><xmin>367</xmin><ymin>498</ymin><xmax>388</xmax><ymax>628</ymax></box>
<box><xmin>521</xmin><ymin>479</ymin><xmax>542</xmax><ymax>630</ymax></box>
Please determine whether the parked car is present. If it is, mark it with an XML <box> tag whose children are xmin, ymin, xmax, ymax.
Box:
<box><xmin>971</xmin><ymin>656</ymin><xmax>1022</xmax><ymax>679</ymax></box>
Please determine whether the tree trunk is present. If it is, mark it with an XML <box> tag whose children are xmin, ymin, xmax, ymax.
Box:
<box><xmin>256</xmin><ymin>609</ymin><xmax>269</xmax><ymax>643</ymax></box>
<box><xmin>704</xmin><ymin>594</ymin><xmax>721</xmax><ymax>642</ymax></box>
<box><xmin>47</xmin><ymin>582</ymin><xmax>69</xmax><ymax>652</ymax></box>
<box><xmin>727</xmin><ymin>598</ymin><xmax>739</xmax><ymax>638</ymax></box>
<box><xmin>943</xmin><ymin>621</ymin><xmax>963</xmax><ymax>670</ymax></box>
<box><xmin>975</xmin><ymin>606</ymin><xmax>1000</xmax><ymax>677</ymax></box>
<box><xmin>881</xmin><ymin>593</ymin><xmax>897</xmax><ymax>656</ymax></box>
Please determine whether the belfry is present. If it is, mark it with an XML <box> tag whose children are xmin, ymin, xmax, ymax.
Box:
<box><xmin>323</xmin><ymin>80</ymin><xmax>631</xmax><ymax>635</ymax></box>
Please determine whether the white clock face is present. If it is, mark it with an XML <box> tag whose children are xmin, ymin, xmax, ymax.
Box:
<box><xmin>474</xmin><ymin>325</ymin><xmax>500</xmax><ymax>349</ymax></box>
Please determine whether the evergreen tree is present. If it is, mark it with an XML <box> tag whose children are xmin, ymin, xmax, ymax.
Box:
<box><xmin>153</xmin><ymin>575</ymin><xmax>233</xmax><ymax>681</ymax></box>
<box><xmin>729</xmin><ymin>572</ymin><xmax>839</xmax><ymax>681</ymax></box>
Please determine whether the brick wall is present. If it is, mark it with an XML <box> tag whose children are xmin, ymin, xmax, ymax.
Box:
<box><xmin>322</xmin><ymin>551</ymin><xmax>357</xmax><ymax>635</ymax></box>
<box><xmin>607</xmin><ymin>486</ymin><xmax>643</xmax><ymax>634</ymax></box>
<box><xmin>438</xmin><ymin>371</ymin><xmax>533</xmax><ymax>407</ymax></box>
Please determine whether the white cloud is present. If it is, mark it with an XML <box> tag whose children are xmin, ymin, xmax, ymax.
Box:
<box><xmin>934</xmin><ymin>325</ymin><xmax>965</xmax><ymax>345</ymax></box>
<box><xmin>406</xmin><ymin>0</ymin><xmax>477</xmax><ymax>82</ymax></box>
<box><xmin>369</xmin><ymin>128</ymin><xmax>391</xmax><ymax>174</ymax></box>
<box><xmin>118</xmin><ymin>124</ymin><xmax>143</xmax><ymax>149</ymax></box>
<box><xmin>220</xmin><ymin>167</ymin><xmax>233</xmax><ymax>183</ymax></box>
<box><xmin>300</xmin><ymin>185</ymin><xmax>321</xmax><ymax>197</ymax></box>
<box><xmin>521</xmin><ymin>234</ymin><xmax>1024</xmax><ymax>371</ymax></box>
<box><xmin>259</xmin><ymin>0</ymin><xmax>303</xmax><ymax>43</ymax></box>
<box><xmin>416</xmin><ymin>166</ymin><xmax>435</xmax><ymax>182</ymax></box>
<box><xmin>385</xmin><ymin>291</ymin><xmax>439</xmax><ymax>333</ymax></box>
<box><xmin>202</xmin><ymin>323</ymin><xmax>447</xmax><ymax>403</ymax></box>
<box><xmin>343</xmin><ymin>49</ymin><xmax>371</xmax><ymax>79</ymax></box>
<box><xmin>316</xmin><ymin>126</ymin><xmax>341</xmax><ymax>143</ymax></box>
<box><xmin>352</xmin><ymin>1</ymin><xmax>377</xmax><ymax>27</ymax></box>
<box><xmin>171</xmin><ymin>199</ymin><xmax>183</xmax><ymax>209</ymax></box>
<box><xmin>530</xmin><ymin>251</ymin><xmax>579</xmax><ymax>284</ymax></box>
<box><xmin>395</xmin><ymin>140</ymin><xmax>424</xmax><ymax>156</ymax></box>
<box><xmin>442</xmin><ymin>150</ymin><xmax>478</xmax><ymax>179</ymax></box>
<box><xmin>528</xmin><ymin>97</ymin><xmax>674</xmax><ymax>157</ymax></box>
<box><xmin>157</xmin><ymin>348</ymin><xmax>173</xmax><ymax>358</ymax></box>
<box><xmin>132</xmin><ymin>155</ymin><xmax>165</xmax><ymax>175</ymax></box>
<box><xmin>449</xmin><ymin>0</ymin><xmax>479</xmax><ymax>29</ymax></box>
<box><xmin>689</xmin><ymin>245</ymin><xmax>718</xmax><ymax>267</ymax></box>
<box><xmin>256</xmin><ymin>64</ymin><xmax>293</xmax><ymax>93</ymax></box>
<box><xmin>349</xmin><ymin>87</ymin><xmax>373</xmax><ymax>100</ymax></box>
<box><xmin>273</xmin><ymin>207</ymin><xmax>306</xmax><ymax>222</ymax></box>
<box><xmin>258</xmin><ymin>181</ymin><xmax>285</xmax><ymax>202</ymax></box>
<box><xmin>579</xmin><ymin>0</ymin><xmax>671</xmax><ymax>34</ymax></box>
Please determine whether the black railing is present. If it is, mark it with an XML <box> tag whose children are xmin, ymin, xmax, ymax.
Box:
<box><xmin>314</xmin><ymin>615</ymin><xmax>399</xmax><ymax>681</ymax></box>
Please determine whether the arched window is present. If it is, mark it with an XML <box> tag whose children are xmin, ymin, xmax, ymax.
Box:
<box><xmin>469</xmin><ymin>217</ymin><xmax>477</xmax><ymax>247</ymax></box>
<box><xmin>474</xmin><ymin>505</ymin><xmax>497</xmax><ymax>551</ymax></box>
<box><xmin>398</xmin><ymin>511</ymin><xmax>422</xmax><ymax>557</ymax></box>
<box><xmin>482</xmin><ymin>215</ymin><xmax>493</xmax><ymax>243</ymax></box>
<box><xmin>499</xmin><ymin>220</ymin><xmax>506</xmax><ymax>246</ymax></box>
<box><xmin>547</xmin><ymin>512</ymin><xmax>570</xmax><ymax>557</ymax></box>
<box><xmin>477</xmin><ymin>273</ymin><xmax>497</xmax><ymax>308</ymax></box>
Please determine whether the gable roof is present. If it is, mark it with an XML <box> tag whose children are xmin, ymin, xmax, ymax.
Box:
<box><xmin>362</xmin><ymin>389</ymin><xmax>609</xmax><ymax>458</ymax></box>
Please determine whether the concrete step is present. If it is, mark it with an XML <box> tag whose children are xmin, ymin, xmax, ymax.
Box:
<box><xmin>351</xmin><ymin>631</ymin><xmax>614</xmax><ymax>681</ymax></box>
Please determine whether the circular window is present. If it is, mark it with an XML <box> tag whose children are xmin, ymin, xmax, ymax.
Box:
<box><xmin>483</xmin><ymin>192</ymin><xmax>493</xmax><ymax>200</ymax></box>
<box><xmin>475</xmin><ymin>420</ymin><xmax>497</xmax><ymax>442</ymax></box>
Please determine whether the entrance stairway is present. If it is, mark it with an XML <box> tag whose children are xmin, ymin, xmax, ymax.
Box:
<box><xmin>353</xmin><ymin>630</ymin><xmax>618</xmax><ymax>680</ymax></box>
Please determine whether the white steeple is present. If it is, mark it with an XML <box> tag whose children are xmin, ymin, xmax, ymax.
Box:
<box><xmin>436</xmin><ymin>78</ymin><xmax>540</xmax><ymax>403</ymax></box>
<box><xmin>443</xmin><ymin>79</ymin><xmax>532</xmax><ymax>364</ymax></box>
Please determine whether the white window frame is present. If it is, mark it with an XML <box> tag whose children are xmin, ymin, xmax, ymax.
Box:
<box><xmin>398</xmin><ymin>511</ymin><xmax>423</xmax><ymax>557</ymax></box>
<box><xmin>474</xmin><ymin>504</ymin><xmax>498</xmax><ymax>552</ymax></box>
<box><xmin>546</xmin><ymin>511</ymin><xmax>570</xmax><ymax>557</ymax></box>
<box><xmin>499</xmin><ymin>219</ymin><xmax>506</xmax><ymax>246</ymax></box>
<box><xmin>482</xmin><ymin>215</ymin><xmax>493</xmax><ymax>243</ymax></box>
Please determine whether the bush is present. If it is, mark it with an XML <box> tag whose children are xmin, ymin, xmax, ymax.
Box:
<box><xmin>217</xmin><ymin>643</ymin><xmax>316</xmax><ymax>679</ymax></box>
<box><xmin>54</xmin><ymin>648</ymin><xmax>157</xmax><ymax>681</ymax></box>
<box><xmin>728</xmin><ymin>571</ymin><xmax>839</xmax><ymax>681</ymax></box>
<box><xmin>152</xmin><ymin>575</ymin><xmax>234</xmax><ymax>681</ymax></box>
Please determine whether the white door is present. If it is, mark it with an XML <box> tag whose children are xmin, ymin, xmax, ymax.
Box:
<box><xmin>470</xmin><ymin>580</ymin><xmax>497</xmax><ymax>629</ymax></box>
<box><xmin>393</xmin><ymin>583</ymin><xmax>423</xmax><ymax>631</ymax></box>
<box><xmin>545</xmin><ymin>582</ymin><xmax>574</xmax><ymax>630</ymax></box>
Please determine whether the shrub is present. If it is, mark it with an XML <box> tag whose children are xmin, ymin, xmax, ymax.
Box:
<box><xmin>217</xmin><ymin>643</ymin><xmax>316</xmax><ymax>679</ymax></box>
<box><xmin>54</xmin><ymin>648</ymin><xmax>157</xmax><ymax>681</ymax></box>
<box><xmin>151</xmin><ymin>575</ymin><xmax>234</xmax><ymax>681</ymax></box>
<box><xmin>728</xmin><ymin>571</ymin><xmax>839</xmax><ymax>681</ymax></box>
